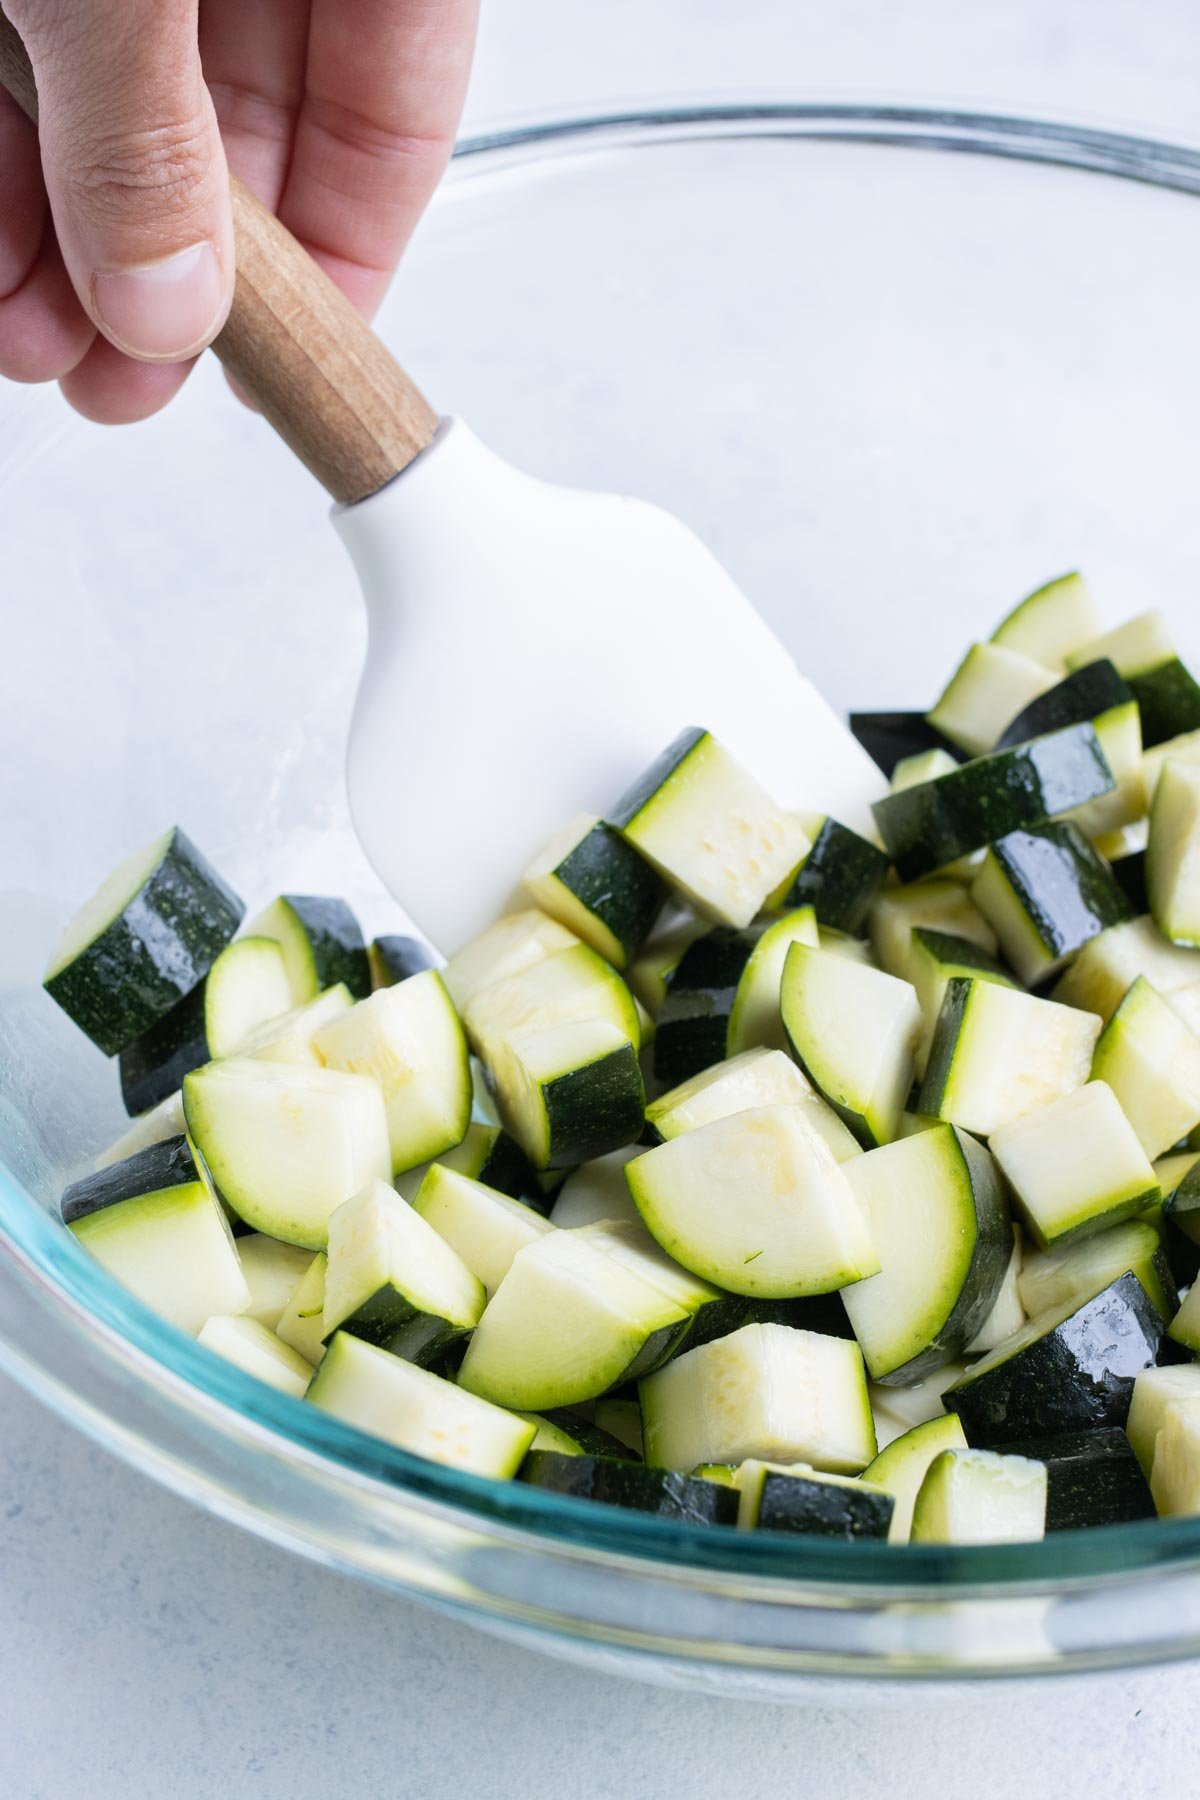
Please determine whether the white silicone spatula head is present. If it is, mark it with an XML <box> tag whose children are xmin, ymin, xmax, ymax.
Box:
<box><xmin>0</xmin><ymin>19</ymin><xmax>885</xmax><ymax>955</ymax></box>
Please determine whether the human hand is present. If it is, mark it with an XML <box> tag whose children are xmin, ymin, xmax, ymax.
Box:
<box><xmin>0</xmin><ymin>0</ymin><xmax>478</xmax><ymax>422</ymax></box>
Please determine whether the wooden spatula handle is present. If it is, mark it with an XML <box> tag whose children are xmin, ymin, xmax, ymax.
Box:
<box><xmin>0</xmin><ymin>10</ymin><xmax>439</xmax><ymax>503</ymax></box>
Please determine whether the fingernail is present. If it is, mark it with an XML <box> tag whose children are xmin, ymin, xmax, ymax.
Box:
<box><xmin>92</xmin><ymin>241</ymin><xmax>228</xmax><ymax>361</ymax></box>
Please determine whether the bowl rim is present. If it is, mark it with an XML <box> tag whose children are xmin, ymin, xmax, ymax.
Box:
<box><xmin>6</xmin><ymin>97</ymin><xmax>1200</xmax><ymax>1599</ymax></box>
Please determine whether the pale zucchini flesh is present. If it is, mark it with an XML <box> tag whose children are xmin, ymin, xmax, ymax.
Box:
<box><xmin>910</xmin><ymin>1449</ymin><xmax>1047</xmax><ymax>1545</ymax></box>
<box><xmin>413</xmin><ymin>1162</ymin><xmax>553</xmax><ymax>1294</ymax></box>
<box><xmin>322</xmin><ymin>1179</ymin><xmax>485</xmax><ymax>1362</ymax></box>
<box><xmin>990</xmin><ymin>1081</ymin><xmax>1160</xmax><ymax>1250</ymax></box>
<box><xmin>864</xmin><ymin>1413</ymin><xmax>968</xmax><ymax>1543</ymax></box>
<box><xmin>920</xmin><ymin>978</ymin><xmax>1101</xmax><ymax>1138</ymax></box>
<box><xmin>1090</xmin><ymin>976</ymin><xmax>1200</xmax><ymax>1160</ymax></box>
<box><xmin>197</xmin><ymin>1314</ymin><xmax>314</xmax><ymax>1397</ymax></box>
<box><xmin>781</xmin><ymin>944</ymin><xmax>921</xmax><ymax>1148</ymax></box>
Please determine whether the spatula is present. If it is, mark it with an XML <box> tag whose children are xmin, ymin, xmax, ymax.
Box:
<box><xmin>0</xmin><ymin>19</ymin><xmax>884</xmax><ymax>953</ymax></box>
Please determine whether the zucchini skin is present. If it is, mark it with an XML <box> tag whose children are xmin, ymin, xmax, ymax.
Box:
<box><xmin>652</xmin><ymin>925</ymin><xmax>752</xmax><ymax>1089</ymax></box>
<box><xmin>61</xmin><ymin>1133</ymin><xmax>201</xmax><ymax>1225</ymax></box>
<box><xmin>1111</xmin><ymin>850</ymin><xmax>1149</xmax><ymax>914</ymax></box>
<box><xmin>550</xmin><ymin>822</ymin><xmax>667</xmax><ymax>962</ymax></box>
<box><xmin>871</xmin><ymin>723</ymin><xmax>1115</xmax><ymax>881</ymax></box>
<box><xmin>532</xmin><ymin>1410</ymin><xmax>641</xmax><ymax>1460</ymax></box>
<box><xmin>368</xmin><ymin>935</ymin><xmax>438</xmax><ymax>989</ymax></box>
<box><xmin>333</xmin><ymin>1286</ymin><xmax>470</xmax><ymax>1367</ymax></box>
<box><xmin>994</xmin><ymin>659</ymin><xmax>1134</xmax><ymax>750</ymax></box>
<box><xmin>118</xmin><ymin>985</ymin><xmax>209</xmax><ymax>1116</ymax></box>
<box><xmin>284</xmin><ymin>897</ymin><xmax>371</xmax><ymax>999</ymax></box>
<box><xmin>1131</xmin><ymin>659</ymin><xmax>1200</xmax><ymax>749</ymax></box>
<box><xmin>754</xmin><ymin>1470</ymin><xmax>894</xmax><ymax>1540</ymax></box>
<box><xmin>914</xmin><ymin>976</ymin><xmax>972</xmax><ymax>1120</ymax></box>
<box><xmin>849</xmin><ymin>712</ymin><xmax>966</xmax><ymax>779</ymax></box>
<box><xmin>45</xmin><ymin>828</ymin><xmax>244</xmax><ymax>1056</ymax></box>
<box><xmin>474</xmin><ymin>1129</ymin><xmax>549</xmax><ymax>1214</ymax></box>
<box><xmin>944</xmin><ymin>1273</ymin><xmax>1165</xmax><ymax>1445</ymax></box>
<box><xmin>773</xmin><ymin>818</ymin><xmax>890</xmax><ymax>933</ymax></box>
<box><xmin>983</xmin><ymin>821</ymin><xmax>1132</xmax><ymax>967</ymax></box>
<box><xmin>607</xmin><ymin>727</ymin><xmax>706</xmax><ymax>829</ymax></box>
<box><xmin>989</xmin><ymin>1428</ymin><xmax>1155</xmax><ymax>1530</ymax></box>
<box><xmin>520</xmin><ymin>1450</ymin><xmax>739</xmax><ymax>1524</ymax></box>
<box><xmin>539</xmin><ymin>1041</ymin><xmax>646</xmax><ymax>1170</ymax></box>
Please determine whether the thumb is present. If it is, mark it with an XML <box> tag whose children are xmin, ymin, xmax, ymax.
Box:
<box><xmin>14</xmin><ymin>0</ymin><xmax>233</xmax><ymax>361</ymax></box>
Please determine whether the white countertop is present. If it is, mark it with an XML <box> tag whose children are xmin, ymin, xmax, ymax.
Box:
<box><xmin>5</xmin><ymin>3</ymin><xmax>1200</xmax><ymax>1793</ymax></box>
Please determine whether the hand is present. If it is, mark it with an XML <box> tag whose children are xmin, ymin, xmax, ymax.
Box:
<box><xmin>0</xmin><ymin>0</ymin><xmax>478</xmax><ymax>422</ymax></box>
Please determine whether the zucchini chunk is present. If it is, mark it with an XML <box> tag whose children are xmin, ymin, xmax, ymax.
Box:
<box><xmin>869</xmin><ymin>877</ymin><xmax>998</xmax><ymax>978</ymax></box>
<box><xmin>891</xmin><ymin>746</ymin><xmax>959</xmax><ymax>791</ymax></box>
<box><xmin>848</xmin><ymin>711</ymin><xmax>964</xmax><ymax>779</ymax></box>
<box><xmin>1067</xmin><ymin>610</ymin><xmax>1200</xmax><ymax>748</ymax></box>
<box><xmin>322</xmin><ymin>1179</ymin><xmax>484</xmax><ymax>1363</ymax></box>
<box><xmin>246</xmin><ymin>894</ymin><xmax>370</xmax><ymax>1003</ymax></box>
<box><xmin>308</xmin><ymin>1332</ymin><xmax>535</xmax><ymax>1478</ymax></box>
<box><xmin>592</xmin><ymin>1396</ymin><xmax>644</xmax><ymax>1458</ymax></box>
<box><xmin>457</xmin><ymin>1230</ymin><xmax>691</xmax><ymax>1410</ymax></box>
<box><xmin>1148</xmin><ymin>760</ymin><xmax>1200</xmax><ymax>946</ymax></box>
<box><xmin>627</xmin><ymin>1105</ymin><xmax>878</xmax><ymax>1298</ymax></box>
<box><xmin>765</xmin><ymin>815</ymin><xmax>890</xmax><ymax>933</ymax></box>
<box><xmin>183</xmin><ymin>1059</ymin><xmax>391</xmax><ymax>1249</ymax></box>
<box><xmin>314</xmin><ymin>970</ymin><xmax>472</xmax><ymax>1176</ymax></box>
<box><xmin>443</xmin><ymin>908</ymin><xmax>579</xmax><ymax>1014</ymax></box>
<box><xmin>44</xmin><ymin>826</ymin><xmax>244</xmax><ymax>1056</ymax></box>
<box><xmin>93</xmin><ymin>1089</ymin><xmax>186</xmax><ymax>1170</ymax></box>
<box><xmin>577</xmin><ymin>1220</ymin><xmax>748</xmax><ymax>1347</ymax></box>
<box><xmin>232</xmin><ymin>983</ymin><xmax>354</xmax><ymax>1066</ymax></box>
<box><xmin>734</xmin><ymin>1461</ymin><xmax>894</xmax><ymax>1539</ymax></box>
<box><xmin>994</xmin><ymin>658</ymin><xmax>1145</xmax><ymax>838</ymax></box>
<box><xmin>412</xmin><ymin>1163</ymin><xmax>553</xmax><ymax>1295</ymax></box>
<box><xmin>990</xmin><ymin>1081</ymin><xmax>1160</xmax><ymax>1250</ymax></box>
<box><xmin>909</xmin><ymin>1449</ymin><xmax>1047</xmax><ymax>1545</ymax></box>
<box><xmin>1126</xmin><ymin>1364</ymin><xmax>1200</xmax><ymax>1474</ymax></box>
<box><xmin>626</xmin><ymin>906</ymin><xmax>709</xmax><ymax>1018</ymax></box>
<box><xmin>1151</xmin><ymin>1404</ymin><xmax>1200</xmax><ymax>1516</ymax></box>
<box><xmin>520</xmin><ymin>1450</ymin><xmax>738</xmax><ymax>1523</ymax></box>
<box><xmin>645</xmin><ymin>1047</ymin><xmax>862</xmax><ymax>1164</ymax></box>
<box><xmin>1091</xmin><ymin>977</ymin><xmax>1200</xmax><ymax>1159</ymax></box>
<box><xmin>987</xmin><ymin>1428</ymin><xmax>1154</xmax><ymax>1530</ymax></box>
<box><xmin>1051</xmin><ymin>914</ymin><xmax>1200</xmax><ymax>1023</ymax></box>
<box><xmin>1017</xmin><ymin>1218</ymin><xmax>1177</xmax><ymax>1326</ymax></box>
<box><xmin>1143</xmin><ymin>727</ymin><xmax>1200</xmax><ymax>806</ymax></box>
<box><xmin>868</xmin><ymin>1359</ymin><xmax>971</xmax><ymax>1450</ymax></box>
<box><xmin>64</xmin><ymin>1136</ymin><xmax>251</xmax><ymax>1332</ymax></box>
<box><xmin>518</xmin><ymin>1410</ymin><xmax>635</xmax><ymax>1459</ymax></box>
<box><xmin>989</xmin><ymin>570</ymin><xmax>1099</xmax><ymax>671</ymax></box>
<box><xmin>693</xmin><ymin>1463</ymin><xmax>738</xmax><ymax>1486</ymax></box>
<box><xmin>871</xmin><ymin>722</ymin><xmax>1115</xmax><ymax>882</ymax></box>
<box><xmin>464</xmin><ymin>942</ymin><xmax>642</xmax><ymax>1061</ymax></box>
<box><xmin>235</xmin><ymin>1232</ymin><xmax>315</xmax><ymax>1329</ymax></box>
<box><xmin>607</xmin><ymin>727</ymin><xmax>807</xmax><ymax>929</ymax></box>
<box><xmin>197</xmin><ymin>1314</ymin><xmax>314</xmax><ymax>1397</ymax></box>
<box><xmin>841</xmin><ymin>1124</ymin><xmax>1011</xmax><ymax>1383</ymax></box>
<box><xmin>1167</xmin><ymin>1280</ymin><xmax>1200</xmax><ymax>1354</ymax></box>
<box><xmin>523</xmin><ymin>812</ymin><xmax>667</xmax><ymax>969</ymax></box>
<box><xmin>919</xmin><ymin>977</ymin><xmax>1101</xmax><ymax>1137</ymax></box>
<box><xmin>368</xmin><ymin>934</ymin><xmax>438</xmax><ymax>989</ymax></box>
<box><xmin>943</xmin><ymin>1272</ymin><xmax>1165</xmax><ymax>1444</ymax></box>
<box><xmin>928</xmin><ymin>642</ymin><xmax>1056</xmax><ymax>758</ymax></box>
<box><xmin>904</xmin><ymin>927</ymin><xmax>1017</xmax><ymax>1075</ymax></box>
<box><xmin>640</xmin><ymin>1323</ymin><xmax>875</xmax><ymax>1474</ymax></box>
<box><xmin>547</xmin><ymin>1146</ymin><xmax>644</xmax><ymax>1229</ymax></box>
<box><xmin>487</xmin><ymin>1019</ymin><xmax>645</xmax><ymax>1171</ymax></box>
<box><xmin>863</xmin><ymin>1414</ymin><xmax>968</xmax><ymax>1544</ymax></box>
<box><xmin>275</xmin><ymin>1252</ymin><xmax>327</xmax><ymax>1367</ymax></box>
<box><xmin>970</xmin><ymin>823</ymin><xmax>1131</xmax><ymax>987</ymax></box>
<box><xmin>1162</xmin><ymin>1154</ymin><xmax>1200</xmax><ymax>1249</ymax></box>
<box><xmin>781</xmin><ymin>945</ymin><xmax>921</xmax><ymax>1148</ymax></box>
<box><xmin>966</xmin><ymin>1227</ymin><xmax>1027</xmax><ymax>1352</ymax></box>
<box><xmin>404</xmin><ymin>1120</ymin><xmax>542</xmax><ymax>1212</ymax></box>
<box><xmin>118</xmin><ymin>934</ymin><xmax>294</xmax><ymax>1115</ymax></box>
<box><xmin>652</xmin><ymin>909</ymin><xmax>818</xmax><ymax>1086</ymax></box>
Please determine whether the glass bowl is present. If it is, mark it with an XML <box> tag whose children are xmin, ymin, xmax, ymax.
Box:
<box><xmin>5</xmin><ymin>103</ymin><xmax>1200</xmax><ymax>1697</ymax></box>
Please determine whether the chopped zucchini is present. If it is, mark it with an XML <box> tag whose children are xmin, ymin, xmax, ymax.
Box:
<box><xmin>943</xmin><ymin>1272</ymin><xmax>1164</xmax><ymax>1444</ymax></box>
<box><xmin>990</xmin><ymin>1081</ymin><xmax>1160</xmax><ymax>1250</ymax></box>
<box><xmin>1017</xmin><ymin>1217</ymin><xmax>1177</xmax><ymax>1326</ymax></box>
<box><xmin>645</xmin><ymin>1047</ymin><xmax>861</xmax><ymax>1164</ymax></box>
<box><xmin>987</xmin><ymin>1428</ymin><xmax>1154</xmax><ymax>1530</ymax></box>
<box><xmin>627</xmin><ymin>1104</ymin><xmax>878</xmax><ymax>1298</ymax></box>
<box><xmin>1143</xmin><ymin>727</ymin><xmax>1200</xmax><ymax>805</ymax></box>
<box><xmin>928</xmin><ymin>642</ymin><xmax>1056</xmax><ymax>758</ymax></box>
<box><xmin>971</xmin><ymin>823</ymin><xmax>1131</xmax><ymax>987</ymax></box>
<box><xmin>994</xmin><ymin>658</ymin><xmax>1145</xmax><ymax>838</ymax></box>
<box><xmin>235</xmin><ymin>983</ymin><xmax>354</xmax><ymax>1066</ymax></box>
<box><xmin>726</xmin><ymin>909</ymin><xmax>821</xmax><ymax>1059</ymax></box>
<box><xmin>781</xmin><ymin>944</ymin><xmax>921</xmax><ymax>1147</ymax></box>
<box><xmin>235</xmin><ymin>1232</ymin><xmax>315</xmax><ymax>1329</ymax></box>
<box><xmin>44</xmin><ymin>826</ymin><xmax>244</xmax><ymax>1056</ymax></box>
<box><xmin>442</xmin><ymin>908</ymin><xmax>579</xmax><ymax>1015</ymax></box>
<box><xmin>841</xmin><ymin>1124</ymin><xmax>1011</xmax><ymax>1383</ymax></box>
<box><xmin>487</xmin><ymin>1018</ymin><xmax>645</xmax><ymax>1171</ymax></box>
<box><xmin>765</xmin><ymin>815</ymin><xmax>890</xmax><ymax>933</ymax></box>
<box><xmin>308</xmin><ymin>1331</ymin><xmax>534</xmax><ymax>1478</ymax></box>
<box><xmin>64</xmin><ymin>1137</ymin><xmax>251</xmax><ymax>1333</ymax></box>
<box><xmin>904</xmin><ymin>927</ymin><xmax>1017</xmax><ymax>1075</ymax></box>
<box><xmin>518</xmin><ymin>1410</ymin><xmax>635</xmax><ymax>1459</ymax></box>
<box><xmin>735</xmin><ymin>1460</ymin><xmax>894</xmax><ymax>1539</ymax></box>
<box><xmin>1126</xmin><ymin>1363</ymin><xmax>1200</xmax><ymax>1474</ymax></box>
<box><xmin>92</xmin><ymin>1089</ymin><xmax>186</xmax><ymax>1170</ymax></box>
<box><xmin>966</xmin><ymin>1227</ymin><xmax>1026</xmax><ymax>1353</ymax></box>
<box><xmin>592</xmin><ymin>1396</ymin><xmax>645</xmax><ymax>1458</ymax></box>
<box><xmin>869</xmin><ymin>877</ymin><xmax>998</xmax><ymax>979</ymax></box>
<box><xmin>245</xmin><ymin>894</ymin><xmax>370</xmax><ymax>1003</ymax></box>
<box><xmin>651</xmin><ymin>910</ymin><xmax>818</xmax><ymax>1087</ymax></box>
<box><xmin>1148</xmin><ymin>759</ymin><xmax>1200</xmax><ymax>946</ymax></box>
<box><xmin>183</xmin><ymin>1059</ymin><xmax>391</xmax><ymax>1249</ymax></box>
<box><xmin>1067</xmin><ymin>610</ymin><xmax>1200</xmax><ymax>747</ymax></box>
<box><xmin>457</xmin><ymin>1230</ymin><xmax>691</xmax><ymax>1410</ymax></box>
<box><xmin>919</xmin><ymin>978</ymin><xmax>1101</xmax><ymax>1137</ymax></box>
<box><xmin>274</xmin><ymin>1251</ymin><xmax>328</xmax><ymax>1367</ymax></box>
<box><xmin>197</xmin><ymin>1314</ymin><xmax>314</xmax><ymax>1397</ymax></box>
<box><xmin>909</xmin><ymin>1449</ymin><xmax>1047</xmax><ymax>1545</ymax></box>
<box><xmin>868</xmin><ymin>1359</ymin><xmax>972</xmax><ymax>1450</ymax></box>
<box><xmin>990</xmin><ymin>571</ymin><xmax>1099</xmax><ymax>671</ymax></box>
<box><xmin>1052</xmin><ymin>914</ymin><xmax>1200</xmax><ymax>1022</ymax></box>
<box><xmin>871</xmin><ymin>722</ymin><xmax>1114</xmax><ymax>882</ymax></box>
<box><xmin>1091</xmin><ymin>977</ymin><xmax>1200</xmax><ymax>1159</ymax></box>
<box><xmin>523</xmin><ymin>812</ymin><xmax>667</xmax><ymax>969</ymax></box>
<box><xmin>405</xmin><ymin>1121</ymin><xmax>542</xmax><ymax>1212</ymax></box>
<box><xmin>848</xmin><ymin>711</ymin><xmax>964</xmax><ymax>779</ymax></box>
<box><xmin>576</xmin><ymin>1221</ymin><xmax>745</xmax><ymax>1346</ymax></box>
<box><xmin>547</xmin><ymin>1146</ymin><xmax>644</xmax><ymax>1229</ymax></box>
<box><xmin>464</xmin><ymin>942</ymin><xmax>641</xmax><ymax>1061</ymax></box>
<box><xmin>521</xmin><ymin>1451</ymin><xmax>737</xmax><ymax>1523</ymax></box>
<box><xmin>891</xmin><ymin>747</ymin><xmax>960</xmax><ymax>791</ymax></box>
<box><xmin>368</xmin><ymin>935</ymin><xmax>437</xmax><ymax>989</ymax></box>
<box><xmin>625</xmin><ymin>907</ymin><xmax>709</xmax><ymax>1019</ymax></box>
<box><xmin>1150</xmin><ymin>1403</ymin><xmax>1200</xmax><ymax>1516</ymax></box>
<box><xmin>639</xmin><ymin>1323</ymin><xmax>876</xmax><ymax>1475</ymax></box>
<box><xmin>863</xmin><ymin>1414</ymin><xmax>968</xmax><ymax>1544</ymax></box>
<box><xmin>607</xmin><ymin>728</ymin><xmax>807</xmax><ymax>929</ymax></box>
<box><xmin>412</xmin><ymin>1163</ymin><xmax>553</xmax><ymax>1294</ymax></box>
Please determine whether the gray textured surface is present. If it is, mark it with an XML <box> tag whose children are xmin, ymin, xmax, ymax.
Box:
<box><xmin>5</xmin><ymin>2</ymin><xmax>1200</xmax><ymax>1793</ymax></box>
